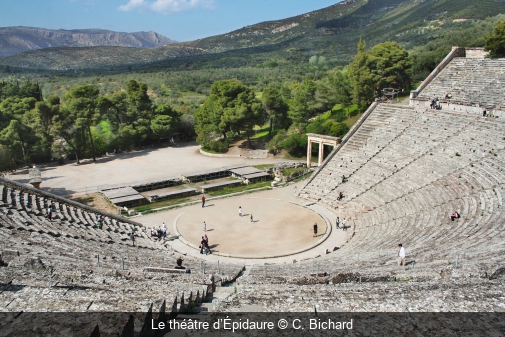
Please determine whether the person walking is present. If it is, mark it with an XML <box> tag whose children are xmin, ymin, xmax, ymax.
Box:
<box><xmin>201</xmin><ymin>195</ymin><xmax>206</xmax><ymax>208</ymax></box>
<box><xmin>203</xmin><ymin>221</ymin><xmax>207</xmax><ymax>232</ymax></box>
<box><xmin>336</xmin><ymin>217</ymin><xmax>340</xmax><ymax>229</ymax></box>
<box><xmin>204</xmin><ymin>239</ymin><xmax>211</xmax><ymax>255</ymax></box>
<box><xmin>398</xmin><ymin>244</ymin><xmax>405</xmax><ymax>266</ymax></box>
<box><xmin>200</xmin><ymin>237</ymin><xmax>205</xmax><ymax>254</ymax></box>
<box><xmin>293</xmin><ymin>186</ymin><xmax>297</xmax><ymax>194</ymax></box>
<box><xmin>239</xmin><ymin>206</ymin><xmax>242</xmax><ymax>217</ymax></box>
<box><xmin>313</xmin><ymin>223</ymin><xmax>318</xmax><ymax>237</ymax></box>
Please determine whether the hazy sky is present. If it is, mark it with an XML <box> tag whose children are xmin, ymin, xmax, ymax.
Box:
<box><xmin>1</xmin><ymin>0</ymin><xmax>342</xmax><ymax>42</ymax></box>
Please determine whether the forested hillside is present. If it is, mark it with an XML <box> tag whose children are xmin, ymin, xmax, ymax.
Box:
<box><xmin>1</xmin><ymin>0</ymin><xmax>504</xmax><ymax>72</ymax></box>
<box><xmin>0</xmin><ymin>0</ymin><xmax>504</xmax><ymax>172</ymax></box>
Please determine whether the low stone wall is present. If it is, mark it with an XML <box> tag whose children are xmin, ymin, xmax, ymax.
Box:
<box><xmin>199</xmin><ymin>148</ymin><xmax>241</xmax><ymax>158</ymax></box>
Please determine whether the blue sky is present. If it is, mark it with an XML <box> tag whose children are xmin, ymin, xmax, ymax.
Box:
<box><xmin>1</xmin><ymin>0</ymin><xmax>342</xmax><ymax>42</ymax></box>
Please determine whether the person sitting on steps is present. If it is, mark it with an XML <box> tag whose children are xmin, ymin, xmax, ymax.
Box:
<box><xmin>451</xmin><ymin>210</ymin><xmax>460</xmax><ymax>221</ymax></box>
<box><xmin>174</xmin><ymin>257</ymin><xmax>185</xmax><ymax>270</ymax></box>
<box><xmin>337</xmin><ymin>191</ymin><xmax>344</xmax><ymax>201</ymax></box>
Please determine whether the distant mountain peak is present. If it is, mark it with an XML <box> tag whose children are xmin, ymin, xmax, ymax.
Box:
<box><xmin>0</xmin><ymin>26</ymin><xmax>176</xmax><ymax>57</ymax></box>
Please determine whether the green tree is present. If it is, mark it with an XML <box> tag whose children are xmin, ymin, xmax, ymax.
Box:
<box><xmin>63</xmin><ymin>84</ymin><xmax>101</xmax><ymax>162</ymax></box>
<box><xmin>261</xmin><ymin>86</ymin><xmax>290</xmax><ymax>137</ymax></box>
<box><xmin>348</xmin><ymin>38</ymin><xmax>375</xmax><ymax>107</ymax></box>
<box><xmin>367</xmin><ymin>41</ymin><xmax>412</xmax><ymax>92</ymax></box>
<box><xmin>485</xmin><ymin>21</ymin><xmax>505</xmax><ymax>57</ymax></box>
<box><xmin>0</xmin><ymin>145</ymin><xmax>14</xmax><ymax>174</ymax></box>
<box><xmin>124</xmin><ymin>80</ymin><xmax>153</xmax><ymax>147</ymax></box>
<box><xmin>328</xmin><ymin>70</ymin><xmax>352</xmax><ymax>107</ymax></box>
<box><xmin>195</xmin><ymin>79</ymin><xmax>264</xmax><ymax>147</ymax></box>
<box><xmin>0</xmin><ymin>119</ymin><xmax>37</xmax><ymax>164</ymax></box>
<box><xmin>50</xmin><ymin>105</ymin><xmax>83</xmax><ymax>164</ymax></box>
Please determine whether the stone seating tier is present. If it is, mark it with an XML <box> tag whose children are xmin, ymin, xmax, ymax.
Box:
<box><xmin>417</xmin><ymin>57</ymin><xmax>505</xmax><ymax>107</ymax></box>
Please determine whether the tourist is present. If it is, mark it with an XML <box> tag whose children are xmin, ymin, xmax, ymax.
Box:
<box><xmin>398</xmin><ymin>244</ymin><xmax>405</xmax><ymax>266</ymax></box>
<box><xmin>293</xmin><ymin>186</ymin><xmax>297</xmax><ymax>194</ymax></box>
<box><xmin>239</xmin><ymin>206</ymin><xmax>242</xmax><ymax>217</ymax></box>
<box><xmin>250</xmin><ymin>214</ymin><xmax>253</xmax><ymax>223</ymax></box>
<box><xmin>200</xmin><ymin>237</ymin><xmax>205</xmax><ymax>254</ymax></box>
<box><xmin>175</xmin><ymin>257</ymin><xmax>185</xmax><ymax>270</ymax></box>
<box><xmin>336</xmin><ymin>217</ymin><xmax>340</xmax><ymax>229</ymax></box>
<box><xmin>342</xmin><ymin>175</ymin><xmax>346</xmax><ymax>183</ymax></box>
<box><xmin>205</xmin><ymin>240</ymin><xmax>211</xmax><ymax>255</ymax></box>
<box><xmin>337</xmin><ymin>191</ymin><xmax>344</xmax><ymax>201</ymax></box>
<box><xmin>151</xmin><ymin>228</ymin><xmax>158</xmax><ymax>237</ymax></box>
<box><xmin>97</xmin><ymin>216</ymin><xmax>104</xmax><ymax>229</ymax></box>
<box><xmin>204</xmin><ymin>234</ymin><xmax>209</xmax><ymax>246</ymax></box>
<box><xmin>451</xmin><ymin>210</ymin><xmax>460</xmax><ymax>221</ymax></box>
<box><xmin>161</xmin><ymin>223</ymin><xmax>167</xmax><ymax>238</ymax></box>
<box><xmin>201</xmin><ymin>195</ymin><xmax>206</xmax><ymax>208</ymax></box>
<box><xmin>46</xmin><ymin>205</ymin><xmax>53</xmax><ymax>220</ymax></box>
<box><xmin>203</xmin><ymin>221</ymin><xmax>207</xmax><ymax>232</ymax></box>
<box><xmin>313</xmin><ymin>222</ymin><xmax>318</xmax><ymax>237</ymax></box>
<box><xmin>130</xmin><ymin>232</ymin><xmax>135</xmax><ymax>246</ymax></box>
<box><xmin>157</xmin><ymin>227</ymin><xmax>163</xmax><ymax>239</ymax></box>
<box><xmin>483</xmin><ymin>107</ymin><xmax>487</xmax><ymax>117</ymax></box>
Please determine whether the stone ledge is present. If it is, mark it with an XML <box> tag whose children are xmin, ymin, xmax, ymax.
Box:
<box><xmin>144</xmin><ymin>267</ymin><xmax>187</xmax><ymax>273</ymax></box>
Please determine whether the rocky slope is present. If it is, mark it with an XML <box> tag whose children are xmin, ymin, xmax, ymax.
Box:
<box><xmin>0</xmin><ymin>26</ymin><xmax>176</xmax><ymax>56</ymax></box>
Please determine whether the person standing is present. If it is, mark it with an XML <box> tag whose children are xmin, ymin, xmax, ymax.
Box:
<box><xmin>313</xmin><ymin>223</ymin><xmax>318</xmax><ymax>237</ymax></box>
<box><xmin>203</xmin><ymin>221</ymin><xmax>207</xmax><ymax>232</ymax></box>
<box><xmin>201</xmin><ymin>195</ymin><xmax>206</xmax><ymax>208</ymax></box>
<box><xmin>293</xmin><ymin>186</ymin><xmax>297</xmax><ymax>194</ymax></box>
<box><xmin>130</xmin><ymin>232</ymin><xmax>135</xmax><ymax>247</ymax></box>
<box><xmin>46</xmin><ymin>205</ymin><xmax>53</xmax><ymax>220</ymax></box>
<box><xmin>239</xmin><ymin>206</ymin><xmax>242</xmax><ymax>217</ymax></box>
<box><xmin>161</xmin><ymin>223</ymin><xmax>167</xmax><ymax>238</ymax></box>
<box><xmin>398</xmin><ymin>244</ymin><xmax>405</xmax><ymax>266</ymax></box>
<box><xmin>250</xmin><ymin>214</ymin><xmax>253</xmax><ymax>223</ymax></box>
<box><xmin>336</xmin><ymin>217</ymin><xmax>340</xmax><ymax>229</ymax></box>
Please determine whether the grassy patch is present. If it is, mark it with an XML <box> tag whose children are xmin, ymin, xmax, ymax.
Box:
<box><xmin>251</xmin><ymin>127</ymin><xmax>278</xmax><ymax>141</ymax></box>
<box><xmin>290</xmin><ymin>173</ymin><xmax>311</xmax><ymax>183</ymax></box>
<box><xmin>201</xmin><ymin>147</ymin><xmax>228</xmax><ymax>154</ymax></box>
<box><xmin>133</xmin><ymin>197</ymin><xmax>192</xmax><ymax>213</ymax></box>
<box><xmin>282</xmin><ymin>167</ymin><xmax>307</xmax><ymax>176</ymax></box>
<box><xmin>343</xmin><ymin>113</ymin><xmax>363</xmax><ymax>129</ymax></box>
<box><xmin>253</xmin><ymin>164</ymin><xmax>274</xmax><ymax>170</ymax></box>
<box><xmin>207</xmin><ymin>181</ymin><xmax>272</xmax><ymax>197</ymax></box>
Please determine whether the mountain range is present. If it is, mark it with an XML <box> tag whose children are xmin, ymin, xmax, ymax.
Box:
<box><xmin>1</xmin><ymin>0</ymin><xmax>504</xmax><ymax>72</ymax></box>
<box><xmin>0</xmin><ymin>27</ymin><xmax>176</xmax><ymax>57</ymax></box>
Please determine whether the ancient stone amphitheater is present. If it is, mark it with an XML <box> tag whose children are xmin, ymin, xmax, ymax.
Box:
<box><xmin>1</xmin><ymin>47</ymin><xmax>504</xmax><ymax>335</ymax></box>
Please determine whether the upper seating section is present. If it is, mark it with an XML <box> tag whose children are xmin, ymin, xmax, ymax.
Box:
<box><xmin>417</xmin><ymin>57</ymin><xmax>505</xmax><ymax>107</ymax></box>
<box><xmin>298</xmin><ymin>104</ymin><xmax>505</xmax><ymax>277</ymax></box>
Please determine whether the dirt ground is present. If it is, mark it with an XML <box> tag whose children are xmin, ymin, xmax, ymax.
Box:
<box><xmin>140</xmin><ymin>185</ymin><xmax>327</xmax><ymax>256</ymax></box>
<box><xmin>70</xmin><ymin>193</ymin><xmax>118</xmax><ymax>214</ymax></box>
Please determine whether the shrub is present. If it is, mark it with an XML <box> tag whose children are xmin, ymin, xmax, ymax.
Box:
<box><xmin>266</xmin><ymin>129</ymin><xmax>288</xmax><ymax>155</ymax></box>
<box><xmin>282</xmin><ymin>133</ymin><xmax>307</xmax><ymax>157</ymax></box>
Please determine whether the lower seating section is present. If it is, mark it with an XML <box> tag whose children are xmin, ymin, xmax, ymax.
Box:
<box><xmin>0</xmin><ymin>176</ymin><xmax>243</xmax><ymax>316</ymax></box>
<box><xmin>219</xmin><ymin>277</ymin><xmax>504</xmax><ymax>312</ymax></box>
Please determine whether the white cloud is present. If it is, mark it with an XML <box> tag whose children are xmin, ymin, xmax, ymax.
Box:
<box><xmin>118</xmin><ymin>0</ymin><xmax>214</xmax><ymax>14</ymax></box>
